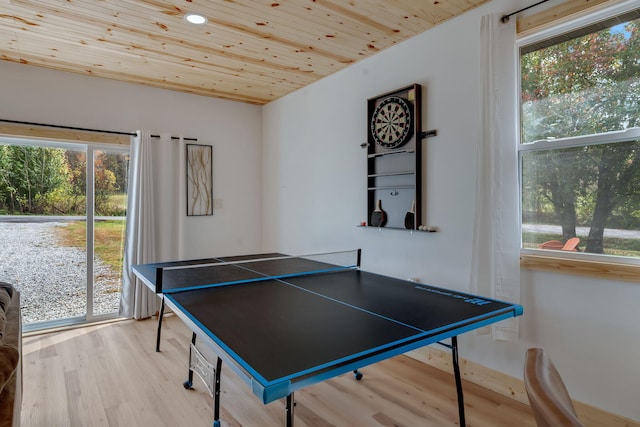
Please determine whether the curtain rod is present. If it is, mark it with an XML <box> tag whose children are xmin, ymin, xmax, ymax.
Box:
<box><xmin>0</xmin><ymin>119</ymin><xmax>197</xmax><ymax>142</ymax></box>
<box><xmin>501</xmin><ymin>0</ymin><xmax>549</xmax><ymax>23</ymax></box>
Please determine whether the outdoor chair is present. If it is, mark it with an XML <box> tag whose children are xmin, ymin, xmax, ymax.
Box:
<box><xmin>538</xmin><ymin>237</ymin><xmax>580</xmax><ymax>251</ymax></box>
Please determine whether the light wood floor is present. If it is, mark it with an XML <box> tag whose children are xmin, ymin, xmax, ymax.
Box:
<box><xmin>21</xmin><ymin>315</ymin><xmax>535</xmax><ymax>427</ymax></box>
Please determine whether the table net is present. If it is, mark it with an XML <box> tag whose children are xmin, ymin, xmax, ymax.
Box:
<box><xmin>156</xmin><ymin>249</ymin><xmax>360</xmax><ymax>294</ymax></box>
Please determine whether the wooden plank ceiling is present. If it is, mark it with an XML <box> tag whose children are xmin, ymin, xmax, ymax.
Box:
<box><xmin>0</xmin><ymin>0</ymin><xmax>489</xmax><ymax>104</ymax></box>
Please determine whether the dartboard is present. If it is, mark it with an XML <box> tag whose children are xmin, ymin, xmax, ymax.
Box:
<box><xmin>370</xmin><ymin>96</ymin><xmax>413</xmax><ymax>149</ymax></box>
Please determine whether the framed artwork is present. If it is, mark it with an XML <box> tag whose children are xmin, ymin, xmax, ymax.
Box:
<box><xmin>186</xmin><ymin>144</ymin><xmax>213</xmax><ymax>216</ymax></box>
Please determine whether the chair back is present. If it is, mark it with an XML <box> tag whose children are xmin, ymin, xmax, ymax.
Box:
<box><xmin>562</xmin><ymin>237</ymin><xmax>580</xmax><ymax>251</ymax></box>
<box><xmin>524</xmin><ymin>348</ymin><xmax>584</xmax><ymax>427</ymax></box>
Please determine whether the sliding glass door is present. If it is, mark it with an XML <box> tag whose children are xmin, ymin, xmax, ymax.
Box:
<box><xmin>91</xmin><ymin>147</ymin><xmax>128</xmax><ymax>317</ymax></box>
<box><xmin>0</xmin><ymin>137</ymin><xmax>129</xmax><ymax>330</ymax></box>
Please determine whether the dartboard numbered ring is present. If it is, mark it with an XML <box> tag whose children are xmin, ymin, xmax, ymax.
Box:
<box><xmin>370</xmin><ymin>96</ymin><xmax>414</xmax><ymax>149</ymax></box>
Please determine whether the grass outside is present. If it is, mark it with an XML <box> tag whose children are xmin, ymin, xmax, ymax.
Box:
<box><xmin>97</xmin><ymin>192</ymin><xmax>127</xmax><ymax>217</ymax></box>
<box><xmin>522</xmin><ymin>232</ymin><xmax>640</xmax><ymax>258</ymax></box>
<box><xmin>109</xmin><ymin>193</ymin><xmax>127</xmax><ymax>210</ymax></box>
<box><xmin>54</xmin><ymin>220</ymin><xmax>126</xmax><ymax>289</ymax></box>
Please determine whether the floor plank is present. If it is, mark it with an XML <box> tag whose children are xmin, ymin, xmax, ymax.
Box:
<box><xmin>21</xmin><ymin>315</ymin><xmax>535</xmax><ymax>426</ymax></box>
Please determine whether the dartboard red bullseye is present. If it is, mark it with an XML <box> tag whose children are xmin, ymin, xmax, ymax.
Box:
<box><xmin>370</xmin><ymin>96</ymin><xmax>413</xmax><ymax>149</ymax></box>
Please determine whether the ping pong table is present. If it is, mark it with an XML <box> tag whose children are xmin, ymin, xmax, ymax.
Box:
<box><xmin>133</xmin><ymin>250</ymin><xmax>523</xmax><ymax>427</ymax></box>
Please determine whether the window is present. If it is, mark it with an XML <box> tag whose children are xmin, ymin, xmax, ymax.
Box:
<box><xmin>518</xmin><ymin>7</ymin><xmax>640</xmax><ymax>261</ymax></box>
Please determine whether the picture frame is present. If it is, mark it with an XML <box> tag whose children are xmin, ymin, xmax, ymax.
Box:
<box><xmin>186</xmin><ymin>144</ymin><xmax>213</xmax><ymax>216</ymax></box>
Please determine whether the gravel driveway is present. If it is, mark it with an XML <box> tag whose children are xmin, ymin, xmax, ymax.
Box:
<box><xmin>0</xmin><ymin>221</ymin><xmax>121</xmax><ymax>325</ymax></box>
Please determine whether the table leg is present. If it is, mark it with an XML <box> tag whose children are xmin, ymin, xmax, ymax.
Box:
<box><xmin>155</xmin><ymin>296</ymin><xmax>165</xmax><ymax>352</ymax></box>
<box><xmin>213</xmin><ymin>357</ymin><xmax>222</xmax><ymax>427</ymax></box>
<box><xmin>183</xmin><ymin>332</ymin><xmax>197</xmax><ymax>389</ymax></box>
<box><xmin>437</xmin><ymin>337</ymin><xmax>466</xmax><ymax>426</ymax></box>
<box><xmin>451</xmin><ymin>336</ymin><xmax>466</xmax><ymax>427</ymax></box>
<box><xmin>285</xmin><ymin>393</ymin><xmax>295</xmax><ymax>427</ymax></box>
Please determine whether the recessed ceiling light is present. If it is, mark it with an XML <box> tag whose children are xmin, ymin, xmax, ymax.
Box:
<box><xmin>185</xmin><ymin>13</ymin><xmax>207</xmax><ymax>25</ymax></box>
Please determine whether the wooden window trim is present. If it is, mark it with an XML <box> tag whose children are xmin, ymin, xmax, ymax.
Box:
<box><xmin>520</xmin><ymin>253</ymin><xmax>640</xmax><ymax>282</ymax></box>
<box><xmin>516</xmin><ymin>0</ymin><xmax>615</xmax><ymax>35</ymax></box>
<box><xmin>0</xmin><ymin>122</ymin><xmax>130</xmax><ymax>146</ymax></box>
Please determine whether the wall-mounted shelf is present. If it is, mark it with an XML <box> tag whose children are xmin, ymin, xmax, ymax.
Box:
<box><xmin>357</xmin><ymin>225</ymin><xmax>437</xmax><ymax>232</ymax></box>
<box><xmin>367</xmin><ymin>149</ymin><xmax>415</xmax><ymax>158</ymax></box>
<box><xmin>367</xmin><ymin>185</ymin><xmax>415</xmax><ymax>191</ymax></box>
<box><xmin>367</xmin><ymin>170</ymin><xmax>415</xmax><ymax>178</ymax></box>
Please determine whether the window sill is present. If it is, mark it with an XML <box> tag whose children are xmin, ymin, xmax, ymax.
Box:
<box><xmin>520</xmin><ymin>253</ymin><xmax>640</xmax><ymax>283</ymax></box>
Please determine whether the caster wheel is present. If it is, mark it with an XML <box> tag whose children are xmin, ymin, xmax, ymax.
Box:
<box><xmin>183</xmin><ymin>380</ymin><xmax>193</xmax><ymax>389</ymax></box>
<box><xmin>213</xmin><ymin>421</ymin><xmax>221</xmax><ymax>427</ymax></box>
<box><xmin>353</xmin><ymin>370</ymin><xmax>363</xmax><ymax>381</ymax></box>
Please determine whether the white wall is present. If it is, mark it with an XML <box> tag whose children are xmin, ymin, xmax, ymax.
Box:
<box><xmin>262</xmin><ymin>0</ymin><xmax>640</xmax><ymax>422</ymax></box>
<box><xmin>0</xmin><ymin>61</ymin><xmax>263</xmax><ymax>259</ymax></box>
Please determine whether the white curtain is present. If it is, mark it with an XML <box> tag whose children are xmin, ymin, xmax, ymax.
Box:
<box><xmin>120</xmin><ymin>131</ymin><xmax>183</xmax><ymax>319</ymax></box>
<box><xmin>469</xmin><ymin>14</ymin><xmax>520</xmax><ymax>341</ymax></box>
<box><xmin>176</xmin><ymin>136</ymin><xmax>186</xmax><ymax>259</ymax></box>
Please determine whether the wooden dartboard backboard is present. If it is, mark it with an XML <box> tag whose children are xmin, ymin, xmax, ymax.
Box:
<box><xmin>366</xmin><ymin>84</ymin><xmax>423</xmax><ymax>230</ymax></box>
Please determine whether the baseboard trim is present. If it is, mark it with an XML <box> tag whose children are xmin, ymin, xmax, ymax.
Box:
<box><xmin>407</xmin><ymin>347</ymin><xmax>639</xmax><ymax>427</ymax></box>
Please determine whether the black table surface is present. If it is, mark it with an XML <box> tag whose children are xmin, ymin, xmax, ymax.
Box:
<box><xmin>134</xmin><ymin>253</ymin><xmax>522</xmax><ymax>403</ymax></box>
<box><xmin>167</xmin><ymin>268</ymin><xmax>517</xmax><ymax>384</ymax></box>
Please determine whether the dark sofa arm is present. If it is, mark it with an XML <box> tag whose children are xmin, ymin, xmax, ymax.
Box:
<box><xmin>0</xmin><ymin>283</ymin><xmax>21</xmax><ymax>427</ymax></box>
